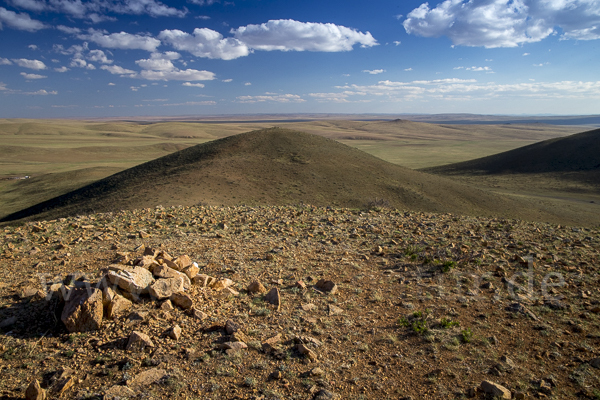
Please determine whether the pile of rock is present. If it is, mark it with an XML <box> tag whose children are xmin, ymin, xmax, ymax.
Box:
<box><xmin>55</xmin><ymin>247</ymin><xmax>219</xmax><ymax>333</ymax></box>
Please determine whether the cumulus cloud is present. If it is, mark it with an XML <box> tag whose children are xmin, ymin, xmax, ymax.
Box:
<box><xmin>8</xmin><ymin>0</ymin><xmax>186</xmax><ymax>20</ymax></box>
<box><xmin>0</xmin><ymin>6</ymin><xmax>46</xmax><ymax>31</ymax></box>
<box><xmin>57</xmin><ymin>25</ymin><xmax>81</xmax><ymax>34</ymax></box>
<box><xmin>403</xmin><ymin>0</ymin><xmax>600</xmax><ymax>48</ymax></box>
<box><xmin>25</xmin><ymin>89</ymin><xmax>57</xmax><ymax>95</ymax></box>
<box><xmin>20</xmin><ymin>72</ymin><xmax>46</xmax><ymax>79</ymax></box>
<box><xmin>161</xmin><ymin>100</ymin><xmax>216</xmax><ymax>106</ymax></box>
<box><xmin>100</xmin><ymin>65</ymin><xmax>136</xmax><ymax>75</ymax></box>
<box><xmin>363</xmin><ymin>69</ymin><xmax>385</xmax><ymax>75</ymax></box>
<box><xmin>159</xmin><ymin>20</ymin><xmax>377</xmax><ymax>60</ymax></box>
<box><xmin>159</xmin><ymin>28</ymin><xmax>249</xmax><ymax>60</ymax></box>
<box><xmin>80</xmin><ymin>29</ymin><xmax>161</xmax><ymax>52</ymax></box>
<box><xmin>13</xmin><ymin>58</ymin><xmax>46</xmax><ymax>70</ymax></box>
<box><xmin>232</xmin><ymin>19</ymin><xmax>378</xmax><ymax>52</ymax></box>
<box><xmin>55</xmin><ymin>66</ymin><xmax>69</xmax><ymax>72</ymax></box>
<box><xmin>134</xmin><ymin>52</ymin><xmax>215</xmax><ymax>81</ymax></box>
<box><xmin>0</xmin><ymin>57</ymin><xmax>13</xmax><ymax>65</ymax></box>
<box><xmin>182</xmin><ymin>82</ymin><xmax>205</xmax><ymax>88</ymax></box>
<box><xmin>236</xmin><ymin>93</ymin><xmax>305</xmax><ymax>103</ymax></box>
<box><xmin>88</xmin><ymin>49</ymin><xmax>113</xmax><ymax>64</ymax></box>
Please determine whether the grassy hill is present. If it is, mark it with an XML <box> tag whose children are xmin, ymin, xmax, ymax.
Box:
<box><xmin>423</xmin><ymin>127</ymin><xmax>600</xmax><ymax>175</ymax></box>
<box><xmin>0</xmin><ymin>128</ymin><xmax>563</xmax><ymax>224</ymax></box>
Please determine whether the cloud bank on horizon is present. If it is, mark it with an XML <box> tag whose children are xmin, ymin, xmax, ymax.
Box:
<box><xmin>0</xmin><ymin>0</ymin><xmax>599</xmax><ymax>117</ymax></box>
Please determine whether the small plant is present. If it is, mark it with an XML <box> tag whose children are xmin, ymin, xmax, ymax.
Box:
<box><xmin>440</xmin><ymin>317</ymin><xmax>460</xmax><ymax>329</ymax></box>
<box><xmin>461</xmin><ymin>328</ymin><xmax>474</xmax><ymax>343</ymax></box>
<box><xmin>243</xmin><ymin>376</ymin><xmax>257</xmax><ymax>388</ymax></box>
<box><xmin>441</xmin><ymin>261</ymin><xmax>456</xmax><ymax>273</ymax></box>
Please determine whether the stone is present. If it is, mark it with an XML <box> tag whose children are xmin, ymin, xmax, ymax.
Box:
<box><xmin>295</xmin><ymin>280</ymin><xmax>307</xmax><ymax>289</ymax></box>
<box><xmin>126</xmin><ymin>331</ymin><xmax>154</xmax><ymax>351</ymax></box>
<box><xmin>182</xmin><ymin>263</ymin><xmax>199</xmax><ymax>279</ymax></box>
<box><xmin>148</xmin><ymin>277</ymin><xmax>185</xmax><ymax>300</ymax></box>
<box><xmin>225</xmin><ymin>319</ymin><xmax>240</xmax><ymax>335</ymax></box>
<box><xmin>54</xmin><ymin>376</ymin><xmax>75</xmax><ymax>396</ymax></box>
<box><xmin>106</xmin><ymin>294</ymin><xmax>132</xmax><ymax>319</ymax></box>
<box><xmin>211</xmin><ymin>278</ymin><xmax>233</xmax><ymax>291</ymax></box>
<box><xmin>262</xmin><ymin>334</ymin><xmax>282</xmax><ymax>352</ymax></box>
<box><xmin>169</xmin><ymin>325</ymin><xmax>182</xmax><ymax>340</ymax></box>
<box><xmin>297</xmin><ymin>343</ymin><xmax>318</xmax><ymax>361</ymax></box>
<box><xmin>128</xmin><ymin>368</ymin><xmax>167</xmax><ymax>390</ymax></box>
<box><xmin>590</xmin><ymin>358</ymin><xmax>600</xmax><ymax>369</ymax></box>
<box><xmin>170</xmin><ymin>292</ymin><xmax>193</xmax><ymax>309</ymax></box>
<box><xmin>265</xmin><ymin>287</ymin><xmax>281</xmax><ymax>311</ymax></box>
<box><xmin>315</xmin><ymin>279</ymin><xmax>338</xmax><ymax>294</ymax></box>
<box><xmin>61</xmin><ymin>288</ymin><xmax>103</xmax><ymax>333</ymax></box>
<box><xmin>221</xmin><ymin>341</ymin><xmax>248</xmax><ymax>351</ymax></box>
<box><xmin>173</xmin><ymin>255</ymin><xmax>192</xmax><ymax>270</ymax></box>
<box><xmin>101</xmin><ymin>286</ymin><xmax>116</xmax><ymax>308</ymax></box>
<box><xmin>313</xmin><ymin>389</ymin><xmax>336</xmax><ymax>400</ymax></box>
<box><xmin>107</xmin><ymin>265</ymin><xmax>154</xmax><ymax>295</ymax></box>
<box><xmin>192</xmin><ymin>274</ymin><xmax>216</xmax><ymax>287</ymax></box>
<box><xmin>270</xmin><ymin>370</ymin><xmax>283</xmax><ymax>380</ymax></box>
<box><xmin>104</xmin><ymin>385</ymin><xmax>135</xmax><ymax>400</ymax></box>
<box><xmin>247</xmin><ymin>281</ymin><xmax>267</xmax><ymax>294</ymax></box>
<box><xmin>480</xmin><ymin>380</ymin><xmax>512</xmax><ymax>399</ymax></box>
<box><xmin>150</xmin><ymin>264</ymin><xmax>191</xmax><ymax>289</ymax></box>
<box><xmin>301</xmin><ymin>303</ymin><xmax>318</xmax><ymax>312</ymax></box>
<box><xmin>310</xmin><ymin>367</ymin><xmax>325</xmax><ymax>377</ymax></box>
<box><xmin>160</xmin><ymin>300</ymin><xmax>174</xmax><ymax>311</ymax></box>
<box><xmin>191</xmin><ymin>308</ymin><xmax>207</xmax><ymax>320</ymax></box>
<box><xmin>328</xmin><ymin>304</ymin><xmax>343</xmax><ymax>316</ymax></box>
<box><xmin>25</xmin><ymin>379</ymin><xmax>46</xmax><ymax>400</ymax></box>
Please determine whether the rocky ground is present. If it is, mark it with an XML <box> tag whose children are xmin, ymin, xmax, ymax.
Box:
<box><xmin>0</xmin><ymin>205</ymin><xmax>599</xmax><ymax>400</ymax></box>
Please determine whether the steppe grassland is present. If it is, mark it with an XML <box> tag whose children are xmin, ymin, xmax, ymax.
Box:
<box><xmin>0</xmin><ymin>118</ymin><xmax>585</xmax><ymax>220</ymax></box>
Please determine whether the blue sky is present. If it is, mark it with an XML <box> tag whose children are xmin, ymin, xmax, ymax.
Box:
<box><xmin>0</xmin><ymin>0</ymin><xmax>599</xmax><ymax>118</ymax></box>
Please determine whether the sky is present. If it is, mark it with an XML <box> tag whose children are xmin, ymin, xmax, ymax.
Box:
<box><xmin>0</xmin><ymin>0</ymin><xmax>599</xmax><ymax>118</ymax></box>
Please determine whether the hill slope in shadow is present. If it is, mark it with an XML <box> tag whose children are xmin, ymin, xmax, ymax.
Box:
<box><xmin>0</xmin><ymin>128</ymin><xmax>572</xmax><ymax>223</ymax></box>
<box><xmin>423</xmin><ymin>127</ymin><xmax>600</xmax><ymax>175</ymax></box>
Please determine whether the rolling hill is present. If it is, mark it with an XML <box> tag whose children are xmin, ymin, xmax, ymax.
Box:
<box><xmin>0</xmin><ymin>127</ymin><xmax>563</xmax><ymax>224</ymax></box>
<box><xmin>423</xmin><ymin>127</ymin><xmax>600</xmax><ymax>175</ymax></box>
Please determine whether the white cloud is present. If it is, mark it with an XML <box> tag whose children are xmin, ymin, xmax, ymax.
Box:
<box><xmin>13</xmin><ymin>58</ymin><xmax>46</xmax><ymax>70</ymax></box>
<box><xmin>465</xmin><ymin>66</ymin><xmax>493</xmax><ymax>72</ymax></box>
<box><xmin>0</xmin><ymin>57</ymin><xmax>13</xmax><ymax>65</ymax></box>
<box><xmin>135</xmin><ymin>52</ymin><xmax>215</xmax><ymax>81</ymax></box>
<box><xmin>54</xmin><ymin>66</ymin><xmax>69</xmax><ymax>72</ymax></box>
<box><xmin>236</xmin><ymin>93</ymin><xmax>305</xmax><ymax>103</ymax></box>
<box><xmin>363</xmin><ymin>69</ymin><xmax>385</xmax><ymax>75</ymax></box>
<box><xmin>393</xmin><ymin>41</ymin><xmax>401</xmax><ymax>46</ymax></box>
<box><xmin>523</xmin><ymin>52</ymin><xmax>530</xmax><ymax>56</ymax></box>
<box><xmin>28</xmin><ymin>44</ymin><xmax>38</xmax><ymax>50</ymax></box>
<box><xmin>20</xmin><ymin>72</ymin><xmax>46</xmax><ymax>79</ymax></box>
<box><xmin>139</xmin><ymin>68</ymin><xmax>215</xmax><ymax>81</ymax></box>
<box><xmin>57</xmin><ymin>25</ymin><xmax>81</xmax><ymax>34</ymax></box>
<box><xmin>80</xmin><ymin>29</ymin><xmax>161</xmax><ymax>52</ymax></box>
<box><xmin>403</xmin><ymin>0</ymin><xmax>600</xmax><ymax>48</ymax></box>
<box><xmin>332</xmin><ymin>78</ymin><xmax>600</xmax><ymax>103</ymax></box>
<box><xmin>70</xmin><ymin>58</ymin><xmax>95</xmax><ymax>69</ymax></box>
<box><xmin>0</xmin><ymin>82</ymin><xmax>9</xmax><ymax>90</ymax></box>
<box><xmin>183</xmin><ymin>82</ymin><xmax>205</xmax><ymax>88</ymax></box>
<box><xmin>188</xmin><ymin>0</ymin><xmax>220</xmax><ymax>5</ymax></box>
<box><xmin>108</xmin><ymin>82</ymin><xmax>115</xmax><ymax>85</ymax></box>
<box><xmin>222</xmin><ymin>78</ymin><xmax>232</xmax><ymax>82</ymax></box>
<box><xmin>404</xmin><ymin>67</ymin><xmax>413</xmax><ymax>71</ymax></box>
<box><xmin>244</xmin><ymin>82</ymin><xmax>251</xmax><ymax>86</ymax></box>
<box><xmin>88</xmin><ymin>49</ymin><xmax>113</xmax><ymax>64</ymax></box>
<box><xmin>159</xmin><ymin>28</ymin><xmax>249</xmax><ymax>60</ymax></box>
<box><xmin>233</xmin><ymin>19</ymin><xmax>378</xmax><ymax>52</ymax></box>
<box><xmin>100</xmin><ymin>65</ymin><xmax>136</xmax><ymax>75</ymax></box>
<box><xmin>0</xmin><ymin>6</ymin><xmax>46</xmax><ymax>31</ymax></box>
<box><xmin>25</xmin><ymin>89</ymin><xmax>57</xmax><ymax>95</ymax></box>
<box><xmin>161</xmin><ymin>100</ymin><xmax>216</xmax><ymax>106</ymax></box>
